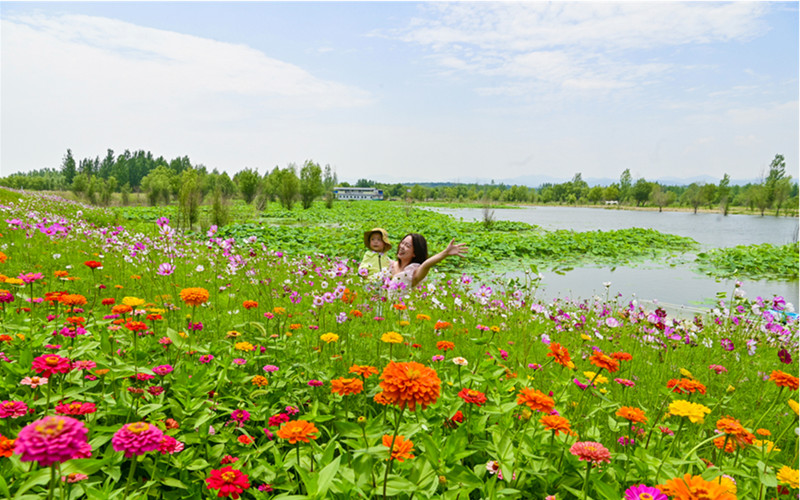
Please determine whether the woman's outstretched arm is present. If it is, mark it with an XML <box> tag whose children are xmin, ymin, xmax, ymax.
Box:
<box><xmin>411</xmin><ymin>239</ymin><xmax>468</xmax><ymax>287</ymax></box>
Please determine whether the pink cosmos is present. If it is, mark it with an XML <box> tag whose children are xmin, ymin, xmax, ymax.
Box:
<box><xmin>0</xmin><ymin>400</ymin><xmax>29</xmax><ymax>418</ymax></box>
<box><xmin>20</xmin><ymin>376</ymin><xmax>48</xmax><ymax>388</ymax></box>
<box><xmin>32</xmin><ymin>354</ymin><xmax>71</xmax><ymax>377</ymax></box>
<box><xmin>112</xmin><ymin>422</ymin><xmax>165</xmax><ymax>458</ymax></box>
<box><xmin>157</xmin><ymin>263</ymin><xmax>175</xmax><ymax>276</ymax></box>
<box><xmin>605</xmin><ymin>317</ymin><xmax>620</xmax><ymax>328</ymax></box>
<box><xmin>14</xmin><ymin>416</ymin><xmax>89</xmax><ymax>466</ymax></box>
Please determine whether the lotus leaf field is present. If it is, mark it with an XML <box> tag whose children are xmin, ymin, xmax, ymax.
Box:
<box><xmin>0</xmin><ymin>189</ymin><xmax>797</xmax><ymax>500</ymax></box>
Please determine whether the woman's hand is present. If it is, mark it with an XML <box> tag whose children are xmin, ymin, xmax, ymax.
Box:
<box><xmin>444</xmin><ymin>239</ymin><xmax>468</xmax><ymax>257</ymax></box>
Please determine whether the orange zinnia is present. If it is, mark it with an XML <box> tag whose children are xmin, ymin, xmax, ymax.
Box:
<box><xmin>0</xmin><ymin>435</ymin><xmax>14</xmax><ymax>457</ymax></box>
<box><xmin>516</xmin><ymin>388</ymin><xmax>554</xmax><ymax>413</ymax></box>
<box><xmin>610</xmin><ymin>351</ymin><xmax>632</xmax><ymax>361</ymax></box>
<box><xmin>546</xmin><ymin>343</ymin><xmax>573</xmax><ymax>368</ymax></box>
<box><xmin>589</xmin><ymin>351</ymin><xmax>619</xmax><ymax>373</ymax></box>
<box><xmin>111</xmin><ymin>304</ymin><xmax>133</xmax><ymax>315</ymax></box>
<box><xmin>276</xmin><ymin>420</ymin><xmax>319</xmax><ymax>444</ymax></box>
<box><xmin>379</xmin><ymin>361</ymin><xmax>441</xmax><ymax>411</ymax></box>
<box><xmin>769</xmin><ymin>370</ymin><xmax>799</xmax><ymax>391</ymax></box>
<box><xmin>382</xmin><ymin>434</ymin><xmax>415</xmax><ymax>462</ymax></box>
<box><xmin>330</xmin><ymin>377</ymin><xmax>364</xmax><ymax>396</ymax></box>
<box><xmin>616</xmin><ymin>406</ymin><xmax>648</xmax><ymax>424</ymax></box>
<box><xmin>658</xmin><ymin>473</ymin><xmax>736</xmax><ymax>499</ymax></box>
<box><xmin>433</xmin><ymin>321</ymin><xmax>452</xmax><ymax>330</ymax></box>
<box><xmin>667</xmin><ymin>378</ymin><xmax>707</xmax><ymax>395</ymax></box>
<box><xmin>349</xmin><ymin>365</ymin><xmax>379</xmax><ymax>379</ymax></box>
<box><xmin>59</xmin><ymin>294</ymin><xmax>87</xmax><ymax>307</ymax></box>
<box><xmin>179</xmin><ymin>287</ymin><xmax>210</xmax><ymax>307</ymax></box>
<box><xmin>373</xmin><ymin>391</ymin><xmax>393</xmax><ymax>406</ymax></box>
<box><xmin>539</xmin><ymin>415</ymin><xmax>572</xmax><ymax>436</ymax></box>
<box><xmin>436</xmin><ymin>341</ymin><xmax>455</xmax><ymax>351</ymax></box>
<box><xmin>242</xmin><ymin>300</ymin><xmax>258</xmax><ymax>310</ymax></box>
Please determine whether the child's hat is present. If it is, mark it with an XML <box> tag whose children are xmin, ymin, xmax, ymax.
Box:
<box><xmin>364</xmin><ymin>228</ymin><xmax>392</xmax><ymax>249</ymax></box>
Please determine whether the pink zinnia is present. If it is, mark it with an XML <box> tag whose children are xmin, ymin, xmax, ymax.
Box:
<box><xmin>14</xmin><ymin>416</ymin><xmax>89</xmax><ymax>466</ymax></box>
<box><xmin>159</xmin><ymin>435</ymin><xmax>184</xmax><ymax>455</ymax></box>
<box><xmin>615</xmin><ymin>378</ymin><xmax>636</xmax><ymax>387</ymax></box>
<box><xmin>0</xmin><ymin>400</ymin><xmax>29</xmax><ymax>418</ymax></box>
<box><xmin>20</xmin><ymin>376</ymin><xmax>48</xmax><ymax>388</ymax></box>
<box><xmin>569</xmin><ymin>441</ymin><xmax>611</xmax><ymax>463</ymax></box>
<box><xmin>18</xmin><ymin>272</ymin><xmax>44</xmax><ymax>284</ymax></box>
<box><xmin>112</xmin><ymin>422</ymin><xmax>164</xmax><ymax>458</ymax></box>
<box><xmin>708</xmin><ymin>364</ymin><xmax>728</xmax><ymax>375</ymax></box>
<box><xmin>624</xmin><ymin>484</ymin><xmax>668</xmax><ymax>500</ymax></box>
<box><xmin>262</xmin><ymin>365</ymin><xmax>279</xmax><ymax>373</ymax></box>
<box><xmin>152</xmin><ymin>364</ymin><xmax>174</xmax><ymax>376</ymax></box>
<box><xmin>32</xmin><ymin>354</ymin><xmax>71</xmax><ymax>377</ymax></box>
<box><xmin>71</xmin><ymin>360</ymin><xmax>96</xmax><ymax>371</ymax></box>
<box><xmin>199</xmin><ymin>355</ymin><xmax>214</xmax><ymax>364</ymax></box>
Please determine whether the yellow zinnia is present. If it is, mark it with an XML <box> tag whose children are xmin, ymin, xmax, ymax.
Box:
<box><xmin>753</xmin><ymin>439</ymin><xmax>780</xmax><ymax>453</ymax></box>
<box><xmin>583</xmin><ymin>371</ymin><xmax>608</xmax><ymax>384</ymax></box>
<box><xmin>320</xmin><ymin>333</ymin><xmax>339</xmax><ymax>344</ymax></box>
<box><xmin>679</xmin><ymin>368</ymin><xmax>695</xmax><ymax>379</ymax></box>
<box><xmin>122</xmin><ymin>296</ymin><xmax>145</xmax><ymax>307</ymax></box>
<box><xmin>777</xmin><ymin>466</ymin><xmax>799</xmax><ymax>489</ymax></box>
<box><xmin>381</xmin><ymin>331</ymin><xmax>404</xmax><ymax>344</ymax></box>
<box><xmin>667</xmin><ymin>400</ymin><xmax>711</xmax><ymax>424</ymax></box>
<box><xmin>789</xmin><ymin>399</ymin><xmax>799</xmax><ymax>416</ymax></box>
<box><xmin>235</xmin><ymin>342</ymin><xmax>255</xmax><ymax>352</ymax></box>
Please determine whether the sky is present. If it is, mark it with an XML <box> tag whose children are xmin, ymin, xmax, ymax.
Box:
<box><xmin>1</xmin><ymin>1</ymin><xmax>798</xmax><ymax>185</ymax></box>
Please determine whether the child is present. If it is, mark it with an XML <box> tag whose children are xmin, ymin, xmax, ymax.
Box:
<box><xmin>358</xmin><ymin>228</ymin><xmax>392</xmax><ymax>279</ymax></box>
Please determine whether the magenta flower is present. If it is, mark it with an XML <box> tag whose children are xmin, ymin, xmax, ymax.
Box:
<box><xmin>262</xmin><ymin>365</ymin><xmax>279</xmax><ymax>373</ymax></box>
<box><xmin>14</xmin><ymin>416</ymin><xmax>89</xmax><ymax>466</ymax></box>
<box><xmin>54</xmin><ymin>401</ymin><xmax>97</xmax><ymax>416</ymax></box>
<box><xmin>708</xmin><ymin>364</ymin><xmax>728</xmax><ymax>374</ymax></box>
<box><xmin>71</xmin><ymin>360</ymin><xmax>96</xmax><ymax>371</ymax></box>
<box><xmin>623</xmin><ymin>484</ymin><xmax>668</xmax><ymax>500</ymax></box>
<box><xmin>112</xmin><ymin>422</ymin><xmax>164</xmax><ymax>458</ymax></box>
<box><xmin>32</xmin><ymin>354</ymin><xmax>71</xmax><ymax>377</ymax></box>
<box><xmin>778</xmin><ymin>349</ymin><xmax>793</xmax><ymax>364</ymax></box>
<box><xmin>308</xmin><ymin>379</ymin><xmax>323</xmax><ymax>387</ymax></box>
<box><xmin>18</xmin><ymin>272</ymin><xmax>44</xmax><ymax>284</ymax></box>
<box><xmin>0</xmin><ymin>400</ymin><xmax>29</xmax><ymax>418</ymax></box>
<box><xmin>159</xmin><ymin>435</ymin><xmax>184</xmax><ymax>455</ymax></box>
<box><xmin>231</xmin><ymin>409</ymin><xmax>251</xmax><ymax>423</ymax></box>
<box><xmin>199</xmin><ymin>355</ymin><xmax>214</xmax><ymax>364</ymax></box>
<box><xmin>152</xmin><ymin>364</ymin><xmax>174</xmax><ymax>376</ymax></box>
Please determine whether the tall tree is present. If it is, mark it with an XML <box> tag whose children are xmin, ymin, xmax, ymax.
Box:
<box><xmin>276</xmin><ymin>165</ymin><xmax>299</xmax><ymax>210</ymax></box>
<box><xmin>299</xmin><ymin>160</ymin><xmax>323</xmax><ymax>209</ymax></box>
<box><xmin>61</xmin><ymin>149</ymin><xmax>77</xmax><ymax>186</ymax></box>
<box><xmin>631</xmin><ymin>178</ymin><xmax>652</xmax><ymax>207</ymax></box>
<box><xmin>619</xmin><ymin>169</ymin><xmax>632</xmax><ymax>203</ymax></box>
<box><xmin>717</xmin><ymin>174</ymin><xmax>731</xmax><ymax>216</ymax></box>
<box><xmin>234</xmin><ymin>168</ymin><xmax>261</xmax><ymax>204</ymax></box>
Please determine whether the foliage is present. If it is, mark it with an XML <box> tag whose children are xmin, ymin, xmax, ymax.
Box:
<box><xmin>696</xmin><ymin>243</ymin><xmax>800</xmax><ymax>281</ymax></box>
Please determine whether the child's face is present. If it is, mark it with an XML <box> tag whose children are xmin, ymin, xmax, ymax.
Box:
<box><xmin>369</xmin><ymin>233</ymin><xmax>386</xmax><ymax>252</ymax></box>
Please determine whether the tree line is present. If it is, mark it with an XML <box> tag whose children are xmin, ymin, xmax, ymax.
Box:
<box><xmin>0</xmin><ymin>149</ymin><xmax>795</xmax><ymax>216</ymax></box>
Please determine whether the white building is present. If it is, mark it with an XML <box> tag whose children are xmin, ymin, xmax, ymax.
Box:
<box><xmin>333</xmin><ymin>187</ymin><xmax>384</xmax><ymax>200</ymax></box>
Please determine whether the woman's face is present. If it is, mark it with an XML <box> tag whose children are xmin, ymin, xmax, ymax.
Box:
<box><xmin>397</xmin><ymin>236</ymin><xmax>415</xmax><ymax>261</ymax></box>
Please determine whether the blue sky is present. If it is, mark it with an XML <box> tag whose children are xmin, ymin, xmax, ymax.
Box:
<box><xmin>1</xmin><ymin>1</ymin><xmax>797</xmax><ymax>185</ymax></box>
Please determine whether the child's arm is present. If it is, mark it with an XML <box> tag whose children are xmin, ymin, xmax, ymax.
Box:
<box><xmin>411</xmin><ymin>239</ymin><xmax>468</xmax><ymax>287</ymax></box>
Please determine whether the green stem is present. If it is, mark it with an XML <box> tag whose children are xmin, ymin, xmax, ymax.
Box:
<box><xmin>122</xmin><ymin>456</ymin><xmax>139</xmax><ymax>499</ymax></box>
<box><xmin>655</xmin><ymin>418</ymin><xmax>685</xmax><ymax>483</ymax></box>
<box><xmin>383</xmin><ymin>407</ymin><xmax>405</xmax><ymax>500</ymax></box>
<box><xmin>581</xmin><ymin>460</ymin><xmax>591</xmax><ymax>500</ymax></box>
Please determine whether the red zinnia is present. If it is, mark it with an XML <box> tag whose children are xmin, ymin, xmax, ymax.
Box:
<box><xmin>84</xmin><ymin>261</ymin><xmax>103</xmax><ymax>269</ymax></box>
<box><xmin>457</xmin><ymin>388</ymin><xmax>487</xmax><ymax>406</ymax></box>
<box><xmin>206</xmin><ymin>466</ymin><xmax>251</xmax><ymax>499</ymax></box>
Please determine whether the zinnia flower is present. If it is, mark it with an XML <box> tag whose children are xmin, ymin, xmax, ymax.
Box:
<box><xmin>616</xmin><ymin>406</ymin><xmax>648</xmax><ymax>424</ymax></box>
<box><xmin>32</xmin><ymin>354</ymin><xmax>71</xmax><ymax>377</ymax></box>
<box><xmin>179</xmin><ymin>287</ymin><xmax>210</xmax><ymax>307</ymax></box>
<box><xmin>381</xmin><ymin>331</ymin><xmax>404</xmax><ymax>344</ymax></box>
<box><xmin>458</xmin><ymin>388</ymin><xmax>487</xmax><ymax>406</ymax></box>
<box><xmin>667</xmin><ymin>400</ymin><xmax>711</xmax><ymax>424</ymax></box>
<box><xmin>777</xmin><ymin>466</ymin><xmax>799</xmax><ymax>489</ymax></box>
<box><xmin>320</xmin><ymin>333</ymin><xmax>339</xmax><ymax>344</ymax></box>
<box><xmin>379</xmin><ymin>361</ymin><xmax>441</xmax><ymax>411</ymax></box>
<box><xmin>516</xmin><ymin>388</ymin><xmax>554</xmax><ymax>413</ymax></box>
<box><xmin>0</xmin><ymin>400</ymin><xmax>28</xmax><ymax>418</ymax></box>
<box><xmin>769</xmin><ymin>370</ymin><xmax>799</xmax><ymax>390</ymax></box>
<box><xmin>436</xmin><ymin>341</ymin><xmax>455</xmax><ymax>351</ymax></box>
<box><xmin>657</xmin><ymin>473</ymin><xmax>736</xmax><ymax>499</ymax></box>
<box><xmin>206</xmin><ymin>466</ymin><xmax>251</xmax><ymax>499</ymax></box>
<box><xmin>546</xmin><ymin>342</ymin><xmax>573</xmax><ymax>368</ymax></box>
<box><xmin>349</xmin><ymin>365</ymin><xmax>379</xmax><ymax>378</ymax></box>
<box><xmin>624</xmin><ymin>484</ymin><xmax>668</xmax><ymax>500</ymax></box>
<box><xmin>589</xmin><ymin>351</ymin><xmax>619</xmax><ymax>373</ymax></box>
<box><xmin>20</xmin><ymin>376</ymin><xmax>48</xmax><ymax>388</ymax></box>
<box><xmin>14</xmin><ymin>416</ymin><xmax>88</xmax><ymax>466</ymax></box>
<box><xmin>569</xmin><ymin>441</ymin><xmax>611</xmax><ymax>463</ymax></box>
<box><xmin>331</xmin><ymin>377</ymin><xmax>364</xmax><ymax>396</ymax></box>
<box><xmin>382</xmin><ymin>434</ymin><xmax>415</xmax><ymax>462</ymax></box>
<box><xmin>112</xmin><ymin>422</ymin><xmax>164</xmax><ymax>458</ymax></box>
<box><xmin>539</xmin><ymin>415</ymin><xmax>572</xmax><ymax>436</ymax></box>
<box><xmin>276</xmin><ymin>420</ymin><xmax>319</xmax><ymax>444</ymax></box>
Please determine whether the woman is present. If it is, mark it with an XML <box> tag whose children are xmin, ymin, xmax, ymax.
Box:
<box><xmin>390</xmin><ymin>233</ymin><xmax>468</xmax><ymax>290</ymax></box>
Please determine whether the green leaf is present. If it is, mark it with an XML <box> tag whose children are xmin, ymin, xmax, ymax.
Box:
<box><xmin>316</xmin><ymin>455</ymin><xmax>341</xmax><ymax>498</ymax></box>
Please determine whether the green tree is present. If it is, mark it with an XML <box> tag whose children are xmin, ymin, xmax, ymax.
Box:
<box><xmin>631</xmin><ymin>178</ymin><xmax>652</xmax><ymax>207</ymax></box>
<box><xmin>587</xmin><ymin>186</ymin><xmax>604</xmax><ymax>204</ymax></box>
<box><xmin>410</xmin><ymin>184</ymin><xmax>427</xmax><ymax>201</ymax></box>
<box><xmin>234</xmin><ymin>168</ymin><xmax>261</xmax><ymax>204</ymax></box>
<box><xmin>619</xmin><ymin>169</ymin><xmax>632</xmax><ymax>203</ymax></box>
<box><xmin>178</xmin><ymin>169</ymin><xmax>203</xmax><ymax>230</ymax></box>
<box><xmin>700</xmin><ymin>184</ymin><xmax>717</xmax><ymax>209</ymax></box>
<box><xmin>61</xmin><ymin>149</ymin><xmax>77</xmax><ymax>186</ymax></box>
<box><xmin>299</xmin><ymin>160</ymin><xmax>324</xmax><ymax>209</ymax></box>
<box><xmin>765</xmin><ymin>154</ymin><xmax>786</xmax><ymax>207</ymax></box>
<box><xmin>773</xmin><ymin>178</ymin><xmax>792</xmax><ymax>216</ymax></box>
<box><xmin>603</xmin><ymin>183</ymin><xmax>620</xmax><ymax>202</ymax></box>
<box><xmin>717</xmin><ymin>174</ymin><xmax>731</xmax><ymax>215</ymax></box>
<box><xmin>681</xmin><ymin>183</ymin><xmax>706</xmax><ymax>214</ymax></box>
<box><xmin>276</xmin><ymin>165</ymin><xmax>299</xmax><ymax>210</ymax></box>
<box><xmin>140</xmin><ymin>165</ymin><xmax>173</xmax><ymax>206</ymax></box>
<box><xmin>649</xmin><ymin>184</ymin><xmax>670</xmax><ymax>212</ymax></box>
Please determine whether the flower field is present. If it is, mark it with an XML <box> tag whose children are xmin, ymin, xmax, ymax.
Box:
<box><xmin>0</xmin><ymin>189</ymin><xmax>797</xmax><ymax>500</ymax></box>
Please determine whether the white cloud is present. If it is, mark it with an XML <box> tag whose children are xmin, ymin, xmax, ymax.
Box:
<box><xmin>395</xmin><ymin>2</ymin><xmax>771</xmax><ymax>97</ymax></box>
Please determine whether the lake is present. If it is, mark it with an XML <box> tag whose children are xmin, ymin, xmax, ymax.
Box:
<box><xmin>427</xmin><ymin>206</ymin><xmax>799</xmax><ymax>312</ymax></box>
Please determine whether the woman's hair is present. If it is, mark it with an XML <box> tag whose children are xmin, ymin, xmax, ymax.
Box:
<box><xmin>400</xmin><ymin>233</ymin><xmax>428</xmax><ymax>264</ymax></box>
